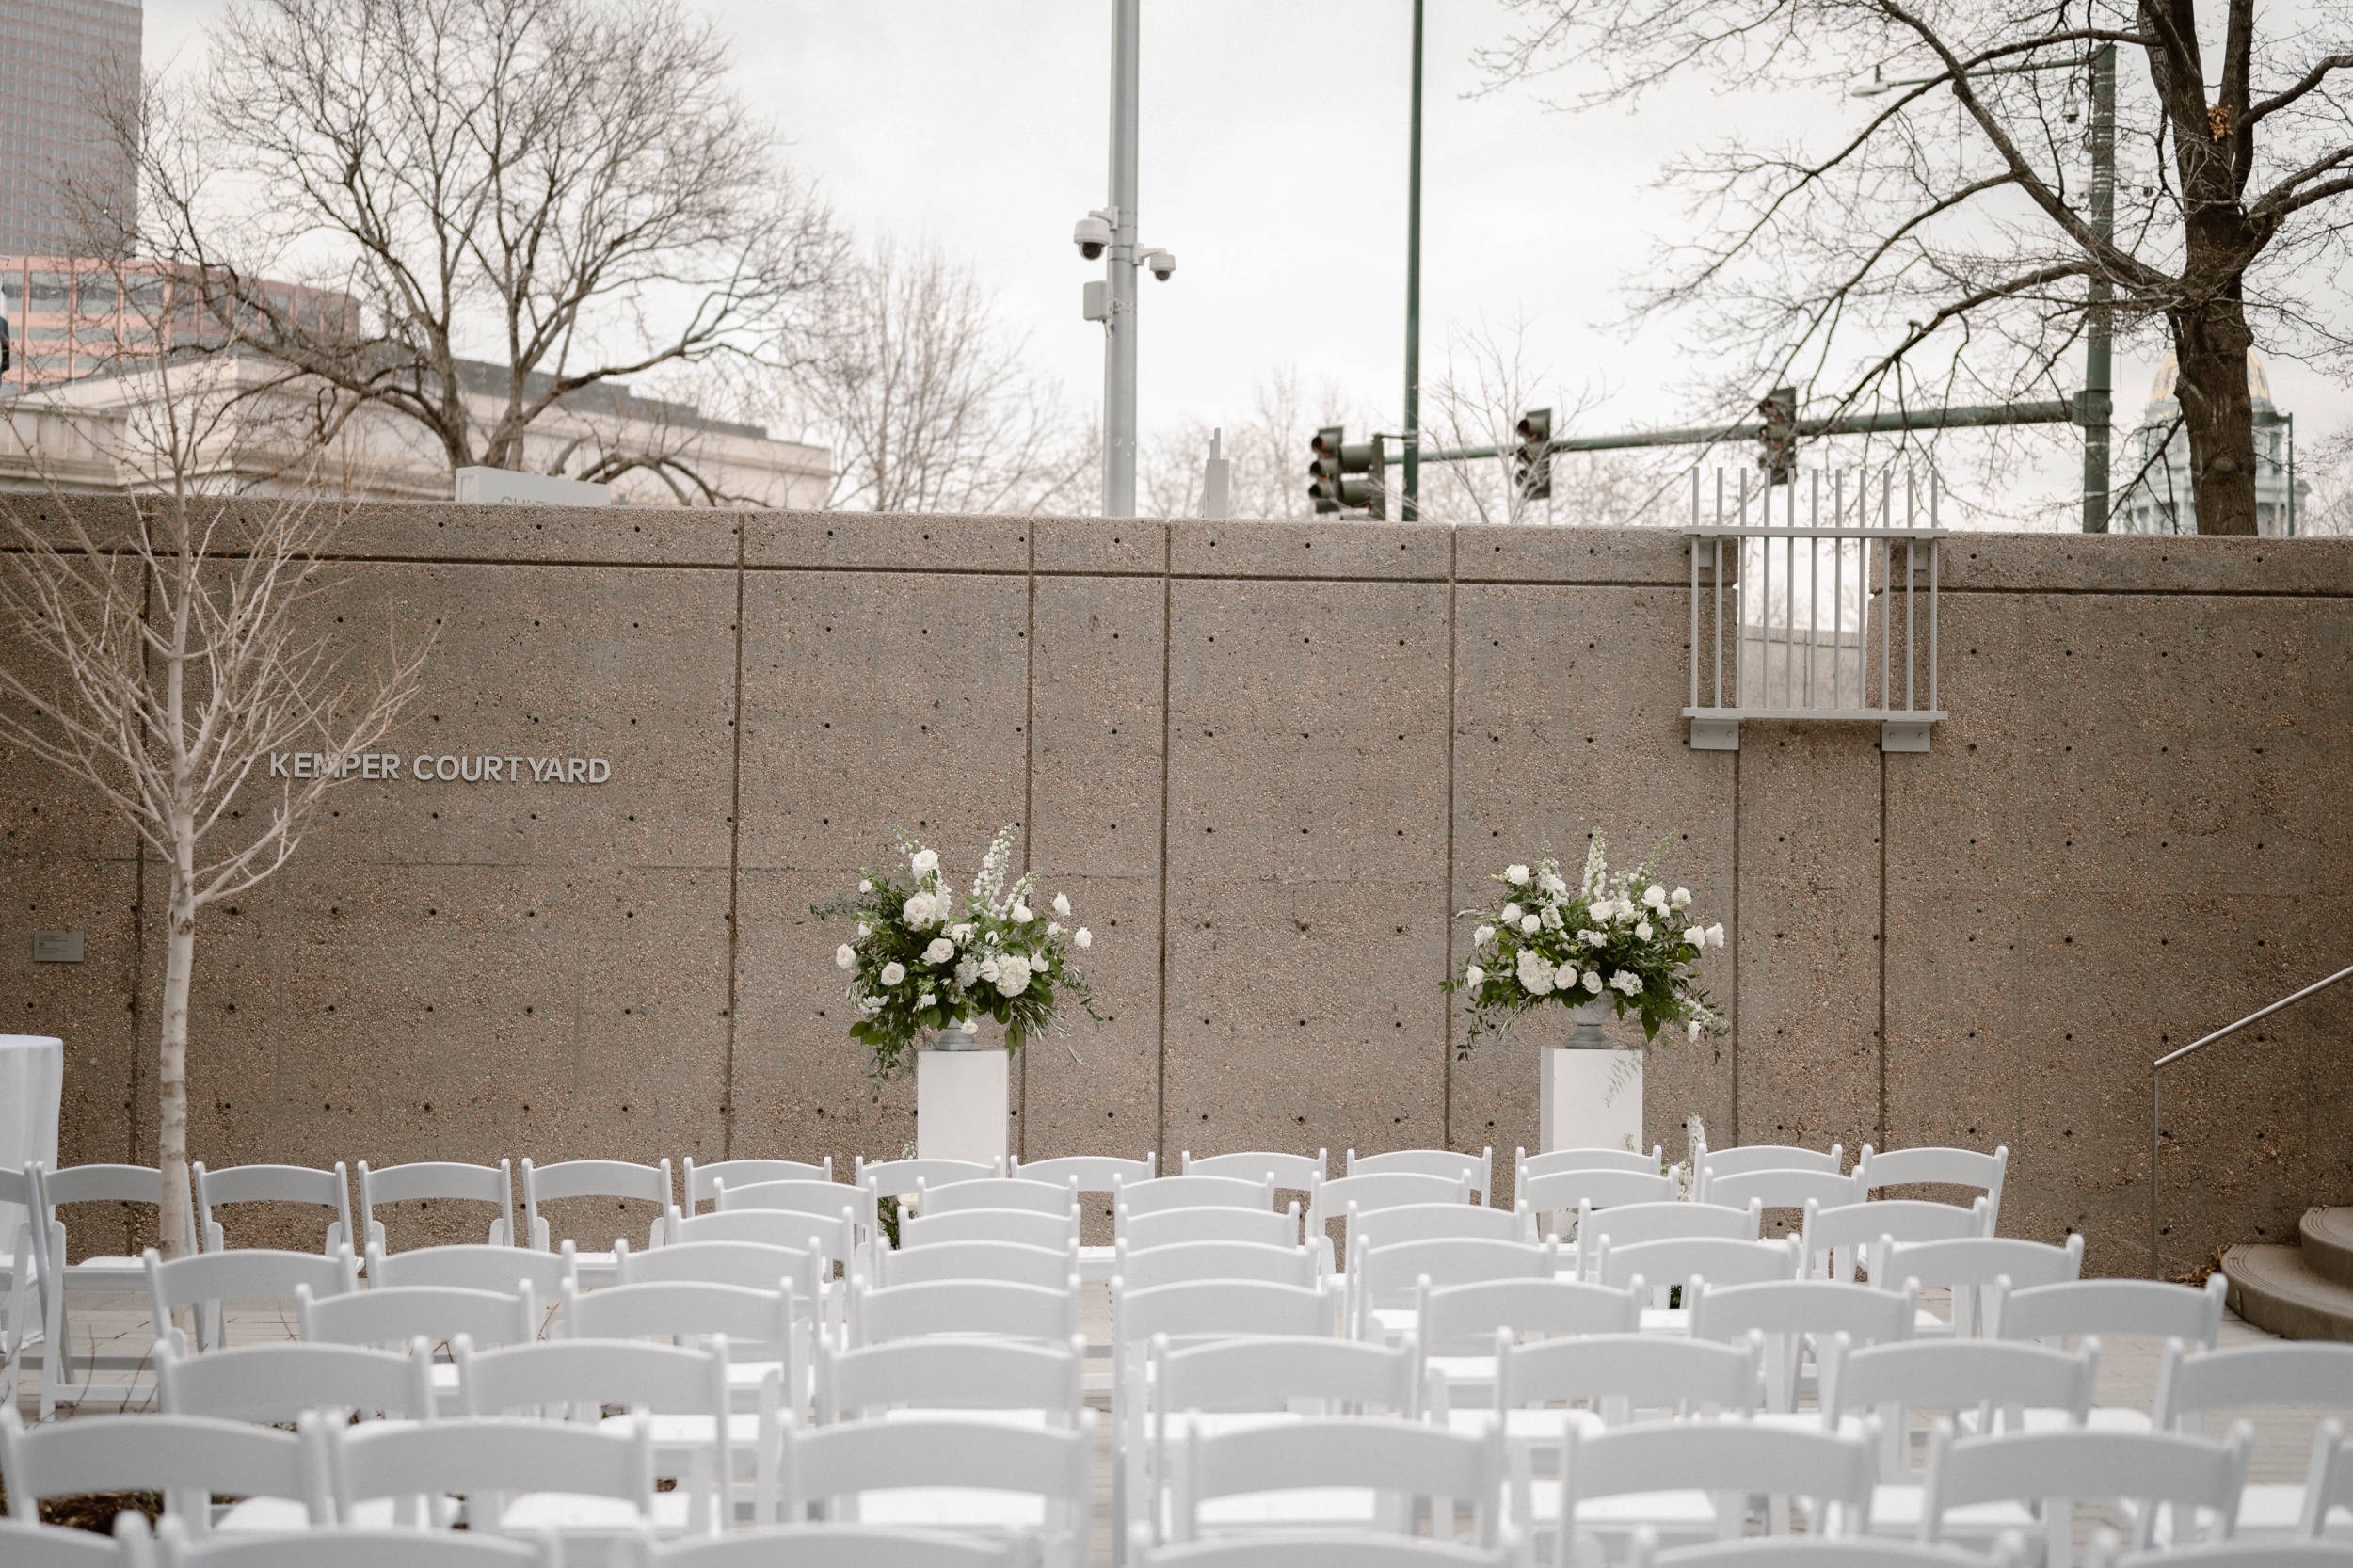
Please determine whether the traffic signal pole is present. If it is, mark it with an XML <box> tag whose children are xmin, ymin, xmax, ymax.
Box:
<box><xmin>1415</xmin><ymin>396</ymin><xmax>2081</xmax><ymax>466</ymax></box>
<box><xmin>1401</xmin><ymin>0</ymin><xmax>1424</xmax><ymax>522</ymax></box>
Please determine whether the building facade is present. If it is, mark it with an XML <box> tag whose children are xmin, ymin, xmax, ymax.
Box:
<box><xmin>2113</xmin><ymin>352</ymin><xmax>2309</xmax><ymax>536</ymax></box>
<box><xmin>0</xmin><ymin>0</ymin><xmax>139</xmax><ymax>257</ymax></box>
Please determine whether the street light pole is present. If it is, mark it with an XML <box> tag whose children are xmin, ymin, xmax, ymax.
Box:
<box><xmin>1102</xmin><ymin>0</ymin><xmax>1141</xmax><ymax>518</ymax></box>
<box><xmin>1401</xmin><ymin>0</ymin><xmax>1424</xmax><ymax>522</ymax></box>
<box><xmin>2081</xmin><ymin>42</ymin><xmax>2116</xmax><ymax>533</ymax></box>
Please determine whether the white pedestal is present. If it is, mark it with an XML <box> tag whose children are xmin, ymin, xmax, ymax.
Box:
<box><xmin>1539</xmin><ymin>1046</ymin><xmax>1644</xmax><ymax>1156</ymax></box>
<box><xmin>916</xmin><ymin>1048</ymin><xmax>1010</xmax><ymax>1167</ymax></box>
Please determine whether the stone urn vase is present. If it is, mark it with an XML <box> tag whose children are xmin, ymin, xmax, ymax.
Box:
<box><xmin>916</xmin><ymin>1018</ymin><xmax>1008</xmax><ymax>1167</ymax></box>
<box><xmin>1537</xmin><ymin>999</ymin><xmax>1644</xmax><ymax>1156</ymax></box>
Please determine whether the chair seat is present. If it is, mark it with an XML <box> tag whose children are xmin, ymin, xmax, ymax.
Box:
<box><xmin>1445</xmin><ymin>1407</ymin><xmax>1596</xmax><ymax>1444</ymax></box>
<box><xmin>498</xmin><ymin>1493</ymin><xmax>665</xmax><ymax>1532</ymax></box>
<box><xmin>2230</xmin><ymin>1483</ymin><xmax>2352</xmax><ymax>1540</ymax></box>
<box><xmin>1637</xmin><ymin>1309</ymin><xmax>1689</xmax><ymax>1335</ymax></box>
<box><xmin>853</xmin><ymin>1488</ymin><xmax>1048</xmax><ymax>1528</ymax></box>
<box><xmin>215</xmin><ymin>1497</ymin><xmax>313</xmax><ymax>1532</ymax></box>
<box><xmin>1866</xmin><ymin>1483</ymin><xmax>2038</xmax><ymax>1537</ymax></box>
<box><xmin>1197</xmin><ymin>1489</ymin><xmax>1380</xmax><ymax>1529</ymax></box>
<box><xmin>1531</xmin><ymin>1479</ymin><xmax>1721</xmax><ymax>1534</ymax></box>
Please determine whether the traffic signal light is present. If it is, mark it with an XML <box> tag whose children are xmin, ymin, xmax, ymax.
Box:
<box><xmin>1513</xmin><ymin>408</ymin><xmax>1553</xmax><ymax>501</ymax></box>
<box><xmin>1308</xmin><ymin>427</ymin><xmax>1385</xmax><ymax>517</ymax></box>
<box><xmin>1756</xmin><ymin>385</ymin><xmax>1797</xmax><ymax>485</ymax></box>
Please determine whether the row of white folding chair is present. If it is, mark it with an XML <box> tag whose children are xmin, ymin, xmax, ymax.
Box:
<box><xmin>1350</xmin><ymin>1237</ymin><xmax>1562</xmax><ymax>1341</ymax></box>
<box><xmin>2160</xmin><ymin>1340</ymin><xmax>2353</xmax><ymax>1539</ymax></box>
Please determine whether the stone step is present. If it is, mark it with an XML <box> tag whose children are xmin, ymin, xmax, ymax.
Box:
<box><xmin>2222</xmin><ymin>1242</ymin><xmax>2353</xmax><ymax>1342</ymax></box>
<box><xmin>2300</xmin><ymin>1208</ymin><xmax>2353</xmax><ymax>1288</ymax></box>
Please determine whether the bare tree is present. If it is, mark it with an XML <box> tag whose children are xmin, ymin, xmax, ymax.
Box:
<box><xmin>1418</xmin><ymin>317</ymin><xmax>1605</xmax><ymax>527</ymax></box>
<box><xmin>1141</xmin><ymin>369</ymin><xmax>1361</xmax><ymax>520</ymax></box>
<box><xmin>0</xmin><ymin>272</ymin><xmax>428</xmax><ymax>1261</ymax></box>
<box><xmin>1481</xmin><ymin>0</ymin><xmax>2353</xmax><ymax>535</ymax></box>
<box><xmin>115</xmin><ymin>0</ymin><xmax>840</xmax><ymax>491</ymax></box>
<box><xmin>783</xmin><ymin>237</ymin><xmax>1088</xmax><ymax>515</ymax></box>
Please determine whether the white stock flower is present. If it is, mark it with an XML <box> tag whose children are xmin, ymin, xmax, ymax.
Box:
<box><xmin>1075</xmin><ymin>928</ymin><xmax>1093</xmax><ymax>949</ymax></box>
<box><xmin>1610</xmin><ymin>969</ymin><xmax>1642</xmax><ymax>996</ymax></box>
<box><xmin>834</xmin><ymin>944</ymin><xmax>856</xmax><ymax>969</ymax></box>
<box><xmin>1500</xmin><ymin>903</ymin><xmax>1523</xmax><ymax>924</ymax></box>
<box><xmin>1685</xmin><ymin>1020</ymin><xmax>1704</xmax><ymax>1041</ymax></box>
<box><xmin>903</xmin><ymin>893</ymin><xmax>934</xmax><ymax>926</ymax></box>
<box><xmin>1706</xmin><ymin>923</ymin><xmax>1726</xmax><ymax>948</ymax></box>
<box><xmin>880</xmin><ymin>962</ymin><xmax>907</xmax><ymax>987</ymax></box>
<box><xmin>910</xmin><ymin>848</ymin><xmax>939</xmax><ymax>875</ymax></box>
<box><xmin>1683</xmin><ymin>926</ymin><xmax>1705</xmax><ymax>948</ymax></box>
<box><xmin>1505</xmin><ymin>864</ymin><xmax>1530</xmax><ymax>885</ymax></box>
<box><xmin>917</xmin><ymin>991</ymin><xmax>936</xmax><ymax>1009</ymax></box>
<box><xmin>994</xmin><ymin>955</ymin><xmax>1032</xmax><ymax>996</ymax></box>
<box><xmin>1515</xmin><ymin>948</ymin><xmax>1555</xmax><ymax>995</ymax></box>
<box><xmin>1634</xmin><ymin>920</ymin><xmax>1653</xmax><ymax>941</ymax></box>
<box><xmin>858</xmin><ymin>879</ymin><xmax>873</xmax><ymax>893</ymax></box>
<box><xmin>1473</xmin><ymin>924</ymin><xmax>1496</xmax><ymax>947</ymax></box>
<box><xmin>1541</xmin><ymin>905</ymin><xmax>1563</xmax><ymax>930</ymax></box>
<box><xmin>1581</xmin><ymin>969</ymin><xmax>1604</xmax><ymax>993</ymax></box>
<box><xmin>954</xmin><ymin>957</ymin><xmax>980</xmax><ymax>986</ymax></box>
<box><xmin>1538</xmin><ymin>871</ymin><xmax>1567</xmax><ymax>896</ymax></box>
<box><xmin>921</xmin><ymin>937</ymin><xmax>955</xmax><ymax>965</ymax></box>
<box><xmin>1671</xmin><ymin>887</ymin><xmax>1692</xmax><ymax>907</ymax></box>
<box><xmin>1464</xmin><ymin>964</ymin><xmax>1486</xmax><ymax>987</ymax></box>
<box><xmin>1520</xmin><ymin>915</ymin><xmax>1541</xmax><ymax>936</ymax></box>
<box><xmin>1052</xmin><ymin>892</ymin><xmax>1072</xmax><ymax>917</ymax></box>
<box><xmin>1643</xmin><ymin>884</ymin><xmax>1669</xmax><ymax>910</ymax></box>
<box><xmin>1579</xmin><ymin>929</ymin><xmax>1605</xmax><ymax>948</ymax></box>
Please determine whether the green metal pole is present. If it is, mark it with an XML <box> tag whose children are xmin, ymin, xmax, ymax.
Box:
<box><xmin>1401</xmin><ymin>0</ymin><xmax>1423</xmax><ymax>523</ymax></box>
<box><xmin>2082</xmin><ymin>43</ymin><xmax>2115</xmax><ymax>533</ymax></box>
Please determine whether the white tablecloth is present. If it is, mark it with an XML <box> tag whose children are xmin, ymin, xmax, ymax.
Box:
<box><xmin>0</xmin><ymin>1034</ymin><xmax>64</xmax><ymax>1251</ymax></box>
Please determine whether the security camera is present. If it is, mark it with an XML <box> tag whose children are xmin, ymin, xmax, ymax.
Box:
<box><xmin>1073</xmin><ymin>213</ymin><xmax>1112</xmax><ymax>261</ymax></box>
<box><xmin>1142</xmin><ymin>248</ymin><xmax>1176</xmax><ymax>281</ymax></box>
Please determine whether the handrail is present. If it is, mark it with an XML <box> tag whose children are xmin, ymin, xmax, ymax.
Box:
<box><xmin>2151</xmin><ymin>960</ymin><xmax>2353</xmax><ymax>1278</ymax></box>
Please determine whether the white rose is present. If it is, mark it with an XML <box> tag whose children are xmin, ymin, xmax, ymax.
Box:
<box><xmin>1643</xmin><ymin>884</ymin><xmax>1668</xmax><ymax>909</ymax></box>
<box><xmin>1464</xmin><ymin>964</ymin><xmax>1485</xmax><ymax>987</ymax></box>
<box><xmin>951</xmin><ymin>923</ymin><xmax>975</xmax><ymax>943</ymax></box>
<box><xmin>1554</xmin><ymin>961</ymin><xmax>1580</xmax><ymax>991</ymax></box>
<box><xmin>1075</xmin><ymin>927</ymin><xmax>1093</xmax><ymax>949</ymax></box>
<box><xmin>858</xmin><ymin>879</ymin><xmax>872</xmax><ymax>893</ymax></box>
<box><xmin>1634</xmin><ymin>920</ymin><xmax>1653</xmax><ymax>941</ymax></box>
<box><xmin>1520</xmin><ymin>914</ymin><xmax>1541</xmax><ymax>936</ymax></box>
<box><xmin>1589</xmin><ymin>899</ymin><xmax>1616</xmax><ymax>921</ymax></box>
<box><xmin>917</xmin><ymin>991</ymin><xmax>936</xmax><ymax>1009</ymax></box>
<box><xmin>856</xmin><ymin>921</ymin><xmax>872</xmax><ymax>938</ymax></box>
<box><xmin>880</xmin><ymin>961</ymin><xmax>906</xmax><ymax>987</ymax></box>
<box><xmin>1473</xmin><ymin>924</ymin><xmax>1496</xmax><ymax>946</ymax></box>
<box><xmin>835</xmin><ymin>943</ymin><xmax>856</xmax><ymax>969</ymax></box>
<box><xmin>994</xmin><ymin>955</ymin><xmax>1032</xmax><ymax>996</ymax></box>
<box><xmin>1052</xmin><ymin>892</ymin><xmax>1072</xmax><ymax>917</ymax></box>
<box><xmin>1671</xmin><ymin>887</ymin><xmax>1692</xmax><ymax>907</ymax></box>
<box><xmin>1515</xmin><ymin>948</ymin><xmax>1555</xmax><ymax>995</ymax></box>
<box><xmin>903</xmin><ymin>894</ymin><xmax>933</xmax><ymax>926</ymax></box>
<box><xmin>1581</xmin><ymin>969</ymin><xmax>1604</xmax><ymax>993</ymax></box>
<box><xmin>1046</xmin><ymin>921</ymin><xmax>1062</xmax><ymax>936</ymax></box>
<box><xmin>1500</xmin><ymin>903</ymin><xmax>1523</xmax><ymax>923</ymax></box>
<box><xmin>910</xmin><ymin>849</ymin><xmax>939</xmax><ymax>875</ymax></box>
<box><xmin>1505</xmin><ymin>864</ymin><xmax>1530</xmax><ymax>885</ymax></box>
<box><xmin>1579</xmin><ymin>929</ymin><xmax>1605</xmax><ymax>948</ymax></box>
<box><xmin>1683</xmin><ymin>926</ymin><xmax>1705</xmax><ymax>948</ymax></box>
<box><xmin>1012</xmin><ymin>902</ymin><xmax>1033</xmax><ymax>923</ymax></box>
<box><xmin>1706</xmin><ymin>922</ymin><xmax>1725</xmax><ymax>948</ymax></box>
<box><xmin>922</xmin><ymin>937</ymin><xmax>955</xmax><ymax>965</ymax></box>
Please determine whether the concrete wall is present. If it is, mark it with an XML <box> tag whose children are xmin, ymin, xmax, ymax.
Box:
<box><xmin>5</xmin><ymin>503</ymin><xmax>2351</xmax><ymax>1270</ymax></box>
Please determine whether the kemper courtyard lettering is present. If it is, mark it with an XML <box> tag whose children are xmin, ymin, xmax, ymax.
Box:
<box><xmin>266</xmin><ymin>752</ymin><xmax>612</xmax><ymax>784</ymax></box>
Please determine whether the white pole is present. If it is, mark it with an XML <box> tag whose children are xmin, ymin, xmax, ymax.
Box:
<box><xmin>1103</xmin><ymin>0</ymin><xmax>1141</xmax><ymax>518</ymax></box>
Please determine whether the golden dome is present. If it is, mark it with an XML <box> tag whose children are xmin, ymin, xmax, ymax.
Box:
<box><xmin>2147</xmin><ymin>350</ymin><xmax>2272</xmax><ymax>408</ymax></box>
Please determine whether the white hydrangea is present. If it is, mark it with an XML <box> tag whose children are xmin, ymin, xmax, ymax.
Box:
<box><xmin>835</xmin><ymin>944</ymin><xmax>856</xmax><ymax>969</ymax></box>
<box><xmin>1609</xmin><ymin>969</ymin><xmax>1642</xmax><ymax>996</ymax></box>
<box><xmin>994</xmin><ymin>954</ymin><xmax>1032</xmax><ymax>996</ymax></box>
<box><xmin>1515</xmin><ymin>948</ymin><xmax>1555</xmax><ymax>995</ymax></box>
<box><xmin>880</xmin><ymin>961</ymin><xmax>907</xmax><ymax>987</ymax></box>
<box><xmin>910</xmin><ymin>848</ymin><xmax>939</xmax><ymax>875</ymax></box>
<box><xmin>954</xmin><ymin>957</ymin><xmax>980</xmax><ymax>987</ymax></box>
<box><xmin>921</xmin><ymin>937</ymin><xmax>955</xmax><ymax>965</ymax></box>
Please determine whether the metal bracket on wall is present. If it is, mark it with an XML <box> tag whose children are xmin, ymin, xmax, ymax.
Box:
<box><xmin>1682</xmin><ymin>467</ymin><xmax>1948</xmax><ymax>755</ymax></box>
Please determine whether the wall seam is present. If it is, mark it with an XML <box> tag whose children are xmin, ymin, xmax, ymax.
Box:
<box><xmin>1017</xmin><ymin>523</ymin><xmax>1037</xmax><ymax>1161</ymax></box>
<box><xmin>1154</xmin><ymin>524</ymin><xmax>1175</xmax><ymax>1169</ymax></box>
<box><xmin>1878</xmin><ymin>748</ymin><xmax>1890</xmax><ymax>1152</ymax></box>
<box><xmin>1730</xmin><ymin>744</ymin><xmax>1742</xmax><ymax>1149</ymax></box>
<box><xmin>719</xmin><ymin>522</ymin><xmax>747</xmax><ymax>1160</ymax></box>
<box><xmin>1443</xmin><ymin>530</ymin><xmax>1459</xmax><ymax>1150</ymax></box>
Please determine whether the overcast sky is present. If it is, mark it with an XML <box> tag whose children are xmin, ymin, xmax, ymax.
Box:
<box><xmin>146</xmin><ymin>0</ymin><xmax>2350</xmax><ymax>522</ymax></box>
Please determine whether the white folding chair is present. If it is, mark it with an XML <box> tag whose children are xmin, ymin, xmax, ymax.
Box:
<box><xmin>850</xmin><ymin>1277</ymin><xmax>1080</xmax><ymax>1348</ymax></box>
<box><xmin>1347</xmin><ymin>1148</ymin><xmax>1494</xmax><ymax>1205</ymax></box>
<box><xmin>155</xmin><ymin>1522</ymin><xmax>538</xmax><ymax>1568</ymax></box>
<box><xmin>1115</xmin><ymin>1240</ymin><xmax>1320</xmax><ymax>1292</ymax></box>
<box><xmin>1351</xmin><ymin>1237</ymin><xmax>1558</xmax><ymax>1341</ymax></box>
<box><xmin>0</xmin><ymin>1406</ymin><xmax>318</xmax><ymax>1535</ymax></box>
<box><xmin>1822</xmin><ymin>1334</ymin><xmax>2096</xmax><ymax>1541</ymax></box>
<box><xmin>1801</xmin><ymin>1198</ymin><xmax>1989</xmax><ymax>1284</ymax></box>
<box><xmin>1176</xmin><ymin>1417</ymin><xmax>1504</xmax><ymax>1544</ymax></box>
<box><xmin>904</xmin><ymin>1208</ymin><xmax>1084</xmax><ymax>1251</ymax></box>
<box><xmin>355</xmin><ymin>1160</ymin><xmax>517</xmax><ymax>1251</ymax></box>
<box><xmin>817</xmin><ymin>1333</ymin><xmax>1087</xmax><ymax>1426</ymax></box>
<box><xmin>1118</xmin><ymin>1176</ymin><xmax>1276</xmax><ymax>1219</ymax></box>
<box><xmin>857</xmin><ymin>1158</ymin><xmax>1000</xmax><ymax>1202</ymax></box>
<box><xmin>1520</xmin><ymin>1168</ymin><xmax>1679</xmax><ymax>1239</ymax></box>
<box><xmin>617</xmin><ymin>1239</ymin><xmax>820</xmax><ymax>1298</ymax></box>
<box><xmin>144</xmin><ymin>1245</ymin><xmax>357</xmax><ymax>1354</ymax></box>
<box><xmin>1551</xmin><ymin>1419</ymin><xmax>1873</xmax><ymax>1561</ymax></box>
<box><xmin>714</xmin><ymin>1180</ymin><xmax>875</xmax><ymax>1267</ymax></box>
<box><xmin>1688</xmin><ymin>1279</ymin><xmax>1916</xmax><ymax>1415</ymax></box>
<box><xmin>1854</xmin><ymin>1145</ymin><xmax>2009</xmax><ymax>1230</ymax></box>
<box><xmin>457</xmin><ymin>1336</ymin><xmax>732</xmax><ymax>1535</ymax></box>
<box><xmin>1692</xmin><ymin>1144</ymin><xmax>1845</xmax><ymax>1194</ymax></box>
<box><xmin>367</xmin><ymin>1241</ymin><xmax>577</xmax><ymax>1298</ymax></box>
<box><xmin>1577</xmin><ymin>1201</ymin><xmax>1761</xmax><ymax>1279</ymax></box>
<box><xmin>1593</xmin><ymin>1236</ymin><xmax>1801</xmax><ymax>1320</ymax></box>
<box><xmin>1515</xmin><ymin>1146</ymin><xmax>1663</xmax><ymax>1184</ymax></box>
<box><xmin>1306</xmin><ymin>1174</ymin><xmax>1470</xmax><ymax>1251</ymax></box>
<box><xmin>878</xmin><ymin>1240</ymin><xmax>1084</xmax><ymax>1291</ymax></box>
<box><xmin>1351</xmin><ymin>1203</ymin><xmax>1533</xmax><ymax>1252</ymax></box>
<box><xmin>2157</xmin><ymin>1341</ymin><xmax>2353</xmax><ymax>1539</ymax></box>
<box><xmin>1878</xmin><ymin>1234</ymin><xmax>2084</xmax><ymax>1338</ymax></box>
<box><xmin>684</xmin><ymin>1159</ymin><xmax>833</xmax><ymax>1215</ymax></box>
<box><xmin>1992</xmin><ymin>1275</ymin><xmax>2226</xmax><ymax>1432</ymax></box>
<box><xmin>0</xmin><ymin>1514</ymin><xmax>152</xmax><ymax>1568</ymax></box>
<box><xmin>520</xmin><ymin>1158</ymin><xmax>674</xmax><ymax>1270</ymax></box>
<box><xmin>331</xmin><ymin>1412</ymin><xmax>656</xmax><ymax>1536</ymax></box>
<box><xmin>1497</xmin><ymin>1332</ymin><xmax>1758</xmax><ymax>1429</ymax></box>
<box><xmin>0</xmin><ymin>1163</ymin><xmax>52</xmax><ymax>1416</ymax></box>
<box><xmin>1701</xmin><ymin>1168</ymin><xmax>1865</xmax><ymax>1219</ymax></box>
<box><xmin>190</xmin><ymin>1162</ymin><xmax>354</xmax><ymax>1255</ymax></box>
<box><xmin>1921</xmin><ymin>1422</ymin><xmax>2249</xmax><ymax>1564</ymax></box>
<box><xmin>1417</xmin><ymin>1278</ymin><xmax>1641</xmax><ymax>1412</ymax></box>
<box><xmin>920</xmin><ymin>1177</ymin><xmax>1081</xmax><ymax>1218</ymax></box>
<box><xmin>1182</xmin><ymin>1151</ymin><xmax>1328</xmax><ymax>1190</ymax></box>
<box><xmin>646</xmin><ymin>1525</ymin><xmax>1018</xmax><ymax>1566</ymax></box>
<box><xmin>31</xmin><ymin>1163</ymin><xmax>187</xmax><ymax>1410</ymax></box>
<box><xmin>158</xmin><ymin>1336</ymin><xmax>433</xmax><ymax>1424</ymax></box>
<box><xmin>773</xmin><ymin>1414</ymin><xmax>1095</xmax><ymax>1568</ymax></box>
<box><xmin>563</xmin><ymin>1278</ymin><xmax>796</xmax><ymax>1424</ymax></box>
<box><xmin>2298</xmin><ymin>1422</ymin><xmax>2353</xmax><ymax>1542</ymax></box>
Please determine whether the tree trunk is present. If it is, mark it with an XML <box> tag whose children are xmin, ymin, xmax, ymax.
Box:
<box><xmin>2170</xmin><ymin>301</ymin><xmax>2260</xmax><ymax>536</ymax></box>
<box><xmin>157</xmin><ymin>862</ymin><xmax>197</xmax><ymax>1263</ymax></box>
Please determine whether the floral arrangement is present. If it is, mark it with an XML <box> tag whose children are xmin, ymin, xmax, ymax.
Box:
<box><xmin>1447</xmin><ymin>834</ymin><xmax>1724</xmax><ymax>1054</ymax></box>
<box><xmin>815</xmin><ymin>825</ymin><xmax>1097</xmax><ymax>1083</ymax></box>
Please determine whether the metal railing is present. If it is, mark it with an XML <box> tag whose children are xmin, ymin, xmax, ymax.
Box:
<box><xmin>1683</xmin><ymin>468</ymin><xmax>1947</xmax><ymax>750</ymax></box>
<box><xmin>2150</xmin><ymin>960</ymin><xmax>2353</xmax><ymax>1278</ymax></box>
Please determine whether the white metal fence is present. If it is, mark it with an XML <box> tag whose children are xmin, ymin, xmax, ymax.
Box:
<box><xmin>1682</xmin><ymin>468</ymin><xmax>1946</xmax><ymax>752</ymax></box>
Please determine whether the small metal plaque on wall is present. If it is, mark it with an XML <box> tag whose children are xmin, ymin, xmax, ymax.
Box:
<box><xmin>32</xmin><ymin>931</ymin><xmax>84</xmax><ymax>963</ymax></box>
